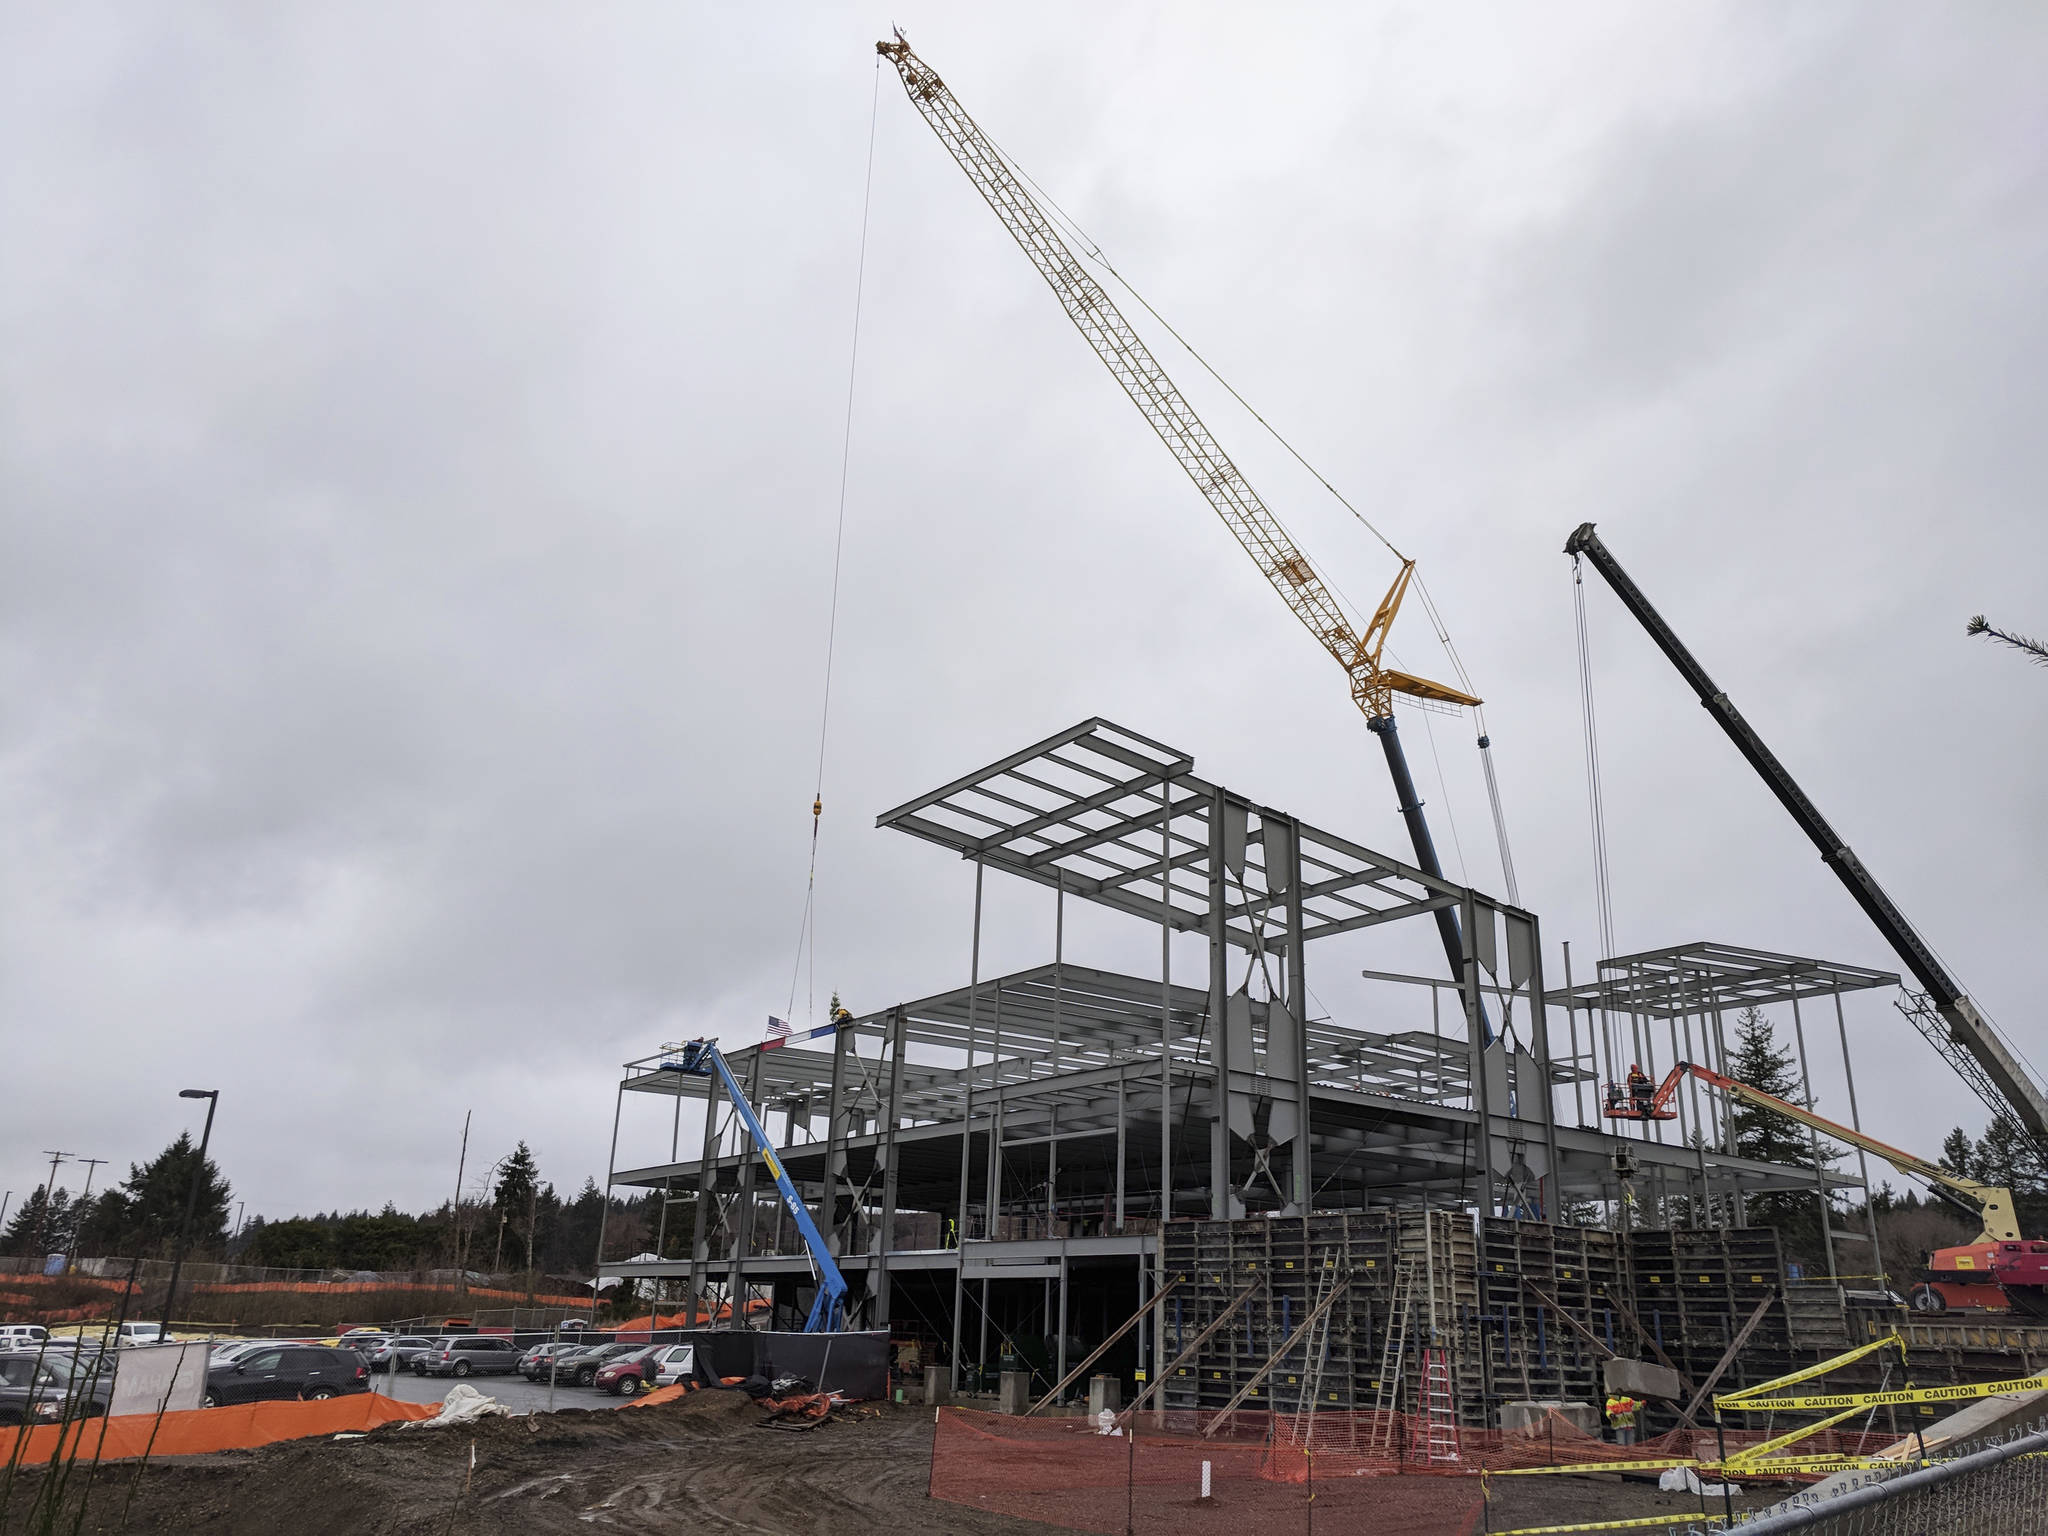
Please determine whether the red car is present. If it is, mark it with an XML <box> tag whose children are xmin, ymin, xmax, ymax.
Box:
<box><xmin>593</xmin><ymin>1347</ymin><xmax>660</xmax><ymax>1396</ymax></box>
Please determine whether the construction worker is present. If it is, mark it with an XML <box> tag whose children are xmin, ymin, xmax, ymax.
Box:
<box><xmin>1627</xmin><ymin>1064</ymin><xmax>1653</xmax><ymax>1114</ymax></box>
<box><xmin>1605</xmin><ymin>1392</ymin><xmax>1643</xmax><ymax>1445</ymax></box>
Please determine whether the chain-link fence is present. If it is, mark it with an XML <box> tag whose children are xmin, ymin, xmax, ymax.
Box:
<box><xmin>1727</xmin><ymin>1428</ymin><xmax>2048</xmax><ymax>1536</ymax></box>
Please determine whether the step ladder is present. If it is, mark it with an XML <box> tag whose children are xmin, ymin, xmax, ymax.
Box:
<box><xmin>1418</xmin><ymin>1347</ymin><xmax>1461</xmax><ymax>1464</ymax></box>
<box><xmin>1370</xmin><ymin>1256</ymin><xmax>1415</xmax><ymax>1457</ymax></box>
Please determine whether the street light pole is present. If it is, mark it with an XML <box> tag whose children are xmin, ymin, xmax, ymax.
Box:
<box><xmin>160</xmin><ymin>1090</ymin><xmax>219</xmax><ymax>1339</ymax></box>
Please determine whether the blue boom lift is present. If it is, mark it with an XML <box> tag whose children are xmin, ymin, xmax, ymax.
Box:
<box><xmin>661</xmin><ymin>1038</ymin><xmax>849</xmax><ymax>1332</ymax></box>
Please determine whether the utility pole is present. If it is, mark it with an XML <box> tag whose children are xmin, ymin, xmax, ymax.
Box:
<box><xmin>66</xmin><ymin>1158</ymin><xmax>106</xmax><ymax>1274</ymax></box>
<box><xmin>524</xmin><ymin>1182</ymin><xmax>538</xmax><ymax>1307</ymax></box>
<box><xmin>450</xmin><ymin>1110</ymin><xmax>471</xmax><ymax>1299</ymax></box>
<box><xmin>35</xmin><ymin>1152</ymin><xmax>71</xmax><ymax>1262</ymax></box>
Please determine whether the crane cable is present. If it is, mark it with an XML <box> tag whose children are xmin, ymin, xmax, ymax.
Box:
<box><xmin>1572</xmin><ymin>554</ymin><xmax>1620</xmax><ymax>1078</ymax></box>
<box><xmin>787</xmin><ymin>60</ymin><xmax>882</xmax><ymax>1026</ymax></box>
<box><xmin>982</xmin><ymin>127</ymin><xmax>1520</xmax><ymax>903</ymax></box>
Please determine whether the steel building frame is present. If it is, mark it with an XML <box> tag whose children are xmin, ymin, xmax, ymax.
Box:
<box><xmin>596</xmin><ymin>721</ymin><xmax>1889</xmax><ymax>1388</ymax></box>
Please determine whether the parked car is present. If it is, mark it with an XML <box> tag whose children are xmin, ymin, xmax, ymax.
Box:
<box><xmin>115</xmin><ymin>1322</ymin><xmax>166</xmax><ymax>1348</ymax></box>
<box><xmin>370</xmin><ymin>1336</ymin><xmax>439</xmax><ymax>1373</ymax></box>
<box><xmin>212</xmin><ymin>1339</ymin><xmax>304</xmax><ymax>1364</ymax></box>
<box><xmin>596</xmin><ymin>1343</ymin><xmax>697</xmax><ymax>1396</ymax></box>
<box><xmin>556</xmin><ymin>1342</ymin><xmax>641</xmax><ymax>1389</ymax></box>
<box><xmin>409</xmin><ymin>1338</ymin><xmax>456</xmax><ymax>1375</ymax></box>
<box><xmin>518</xmin><ymin>1342</ymin><xmax>579</xmax><ymax>1381</ymax></box>
<box><xmin>418</xmin><ymin>1336</ymin><xmax>522</xmax><ymax>1378</ymax></box>
<box><xmin>648</xmin><ymin>1343</ymin><xmax>697</xmax><ymax>1388</ymax></box>
<box><xmin>0</xmin><ymin>1326</ymin><xmax>49</xmax><ymax>1351</ymax></box>
<box><xmin>203</xmin><ymin>1345</ymin><xmax>370</xmax><ymax>1407</ymax></box>
<box><xmin>594</xmin><ymin>1347</ymin><xmax>659</xmax><ymax>1396</ymax></box>
<box><xmin>0</xmin><ymin>1353</ymin><xmax>112</xmax><ymax>1425</ymax></box>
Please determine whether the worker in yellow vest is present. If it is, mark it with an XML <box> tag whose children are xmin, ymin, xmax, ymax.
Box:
<box><xmin>1605</xmin><ymin>1393</ymin><xmax>1643</xmax><ymax>1445</ymax></box>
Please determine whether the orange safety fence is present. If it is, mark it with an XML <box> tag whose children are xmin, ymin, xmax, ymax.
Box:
<box><xmin>187</xmin><ymin>1282</ymin><xmax>592</xmax><ymax>1306</ymax></box>
<box><xmin>1256</xmin><ymin>1406</ymin><xmax>1901</xmax><ymax>1479</ymax></box>
<box><xmin>931</xmin><ymin>1407</ymin><xmax>1486</xmax><ymax>1536</ymax></box>
<box><xmin>0</xmin><ymin>1393</ymin><xmax>440</xmax><ymax>1468</ymax></box>
<box><xmin>930</xmin><ymin>1405</ymin><xmax>1912</xmax><ymax>1535</ymax></box>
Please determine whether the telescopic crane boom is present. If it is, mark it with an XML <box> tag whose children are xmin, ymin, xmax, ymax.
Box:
<box><xmin>879</xmin><ymin>35</ymin><xmax>1490</xmax><ymax>1013</ymax></box>
<box><xmin>1566</xmin><ymin>522</ymin><xmax>2048</xmax><ymax>1156</ymax></box>
<box><xmin>660</xmin><ymin>1038</ymin><xmax>848</xmax><ymax>1332</ymax></box>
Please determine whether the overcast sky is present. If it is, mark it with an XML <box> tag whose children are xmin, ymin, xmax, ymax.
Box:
<box><xmin>3</xmin><ymin>4</ymin><xmax>2042</xmax><ymax>1230</ymax></box>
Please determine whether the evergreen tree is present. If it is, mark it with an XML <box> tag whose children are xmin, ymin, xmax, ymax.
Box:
<box><xmin>1941</xmin><ymin>1127</ymin><xmax>1974</xmax><ymax>1177</ymax></box>
<box><xmin>2</xmin><ymin>1186</ymin><xmax>74</xmax><ymax>1258</ymax></box>
<box><xmin>88</xmin><ymin>1133</ymin><xmax>232</xmax><ymax>1258</ymax></box>
<box><xmin>493</xmin><ymin>1143</ymin><xmax>540</xmax><ymax>1222</ymax></box>
<box><xmin>1726</xmin><ymin>1006</ymin><xmax>1838</xmax><ymax>1263</ymax></box>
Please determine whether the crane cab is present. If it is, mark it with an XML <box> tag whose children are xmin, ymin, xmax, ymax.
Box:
<box><xmin>1602</xmin><ymin>1073</ymin><xmax>1676</xmax><ymax>1122</ymax></box>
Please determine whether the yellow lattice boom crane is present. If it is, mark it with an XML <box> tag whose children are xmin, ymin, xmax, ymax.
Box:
<box><xmin>878</xmin><ymin>35</ymin><xmax>1499</xmax><ymax>1013</ymax></box>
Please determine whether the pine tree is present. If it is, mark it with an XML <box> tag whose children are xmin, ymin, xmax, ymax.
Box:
<box><xmin>2</xmin><ymin>1186</ymin><xmax>73</xmax><ymax>1259</ymax></box>
<box><xmin>1941</xmin><ymin>1127</ymin><xmax>1974</xmax><ymax>1177</ymax></box>
<box><xmin>1726</xmin><ymin>1006</ymin><xmax>1838</xmax><ymax>1262</ymax></box>
<box><xmin>89</xmin><ymin>1134</ymin><xmax>232</xmax><ymax>1258</ymax></box>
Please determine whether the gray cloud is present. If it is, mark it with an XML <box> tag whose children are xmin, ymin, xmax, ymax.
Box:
<box><xmin>3</xmin><ymin>3</ymin><xmax>2042</xmax><ymax>1219</ymax></box>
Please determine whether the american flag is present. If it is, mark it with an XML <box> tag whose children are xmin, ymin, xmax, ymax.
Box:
<box><xmin>760</xmin><ymin>1015</ymin><xmax>837</xmax><ymax>1052</ymax></box>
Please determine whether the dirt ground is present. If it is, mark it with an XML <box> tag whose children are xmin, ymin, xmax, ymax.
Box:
<box><xmin>0</xmin><ymin>1393</ymin><xmax>1799</xmax><ymax>1536</ymax></box>
<box><xmin>0</xmin><ymin>1393</ymin><xmax>1075</xmax><ymax>1536</ymax></box>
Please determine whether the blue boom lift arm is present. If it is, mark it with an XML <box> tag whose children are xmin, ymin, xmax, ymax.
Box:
<box><xmin>661</xmin><ymin>1038</ymin><xmax>847</xmax><ymax>1332</ymax></box>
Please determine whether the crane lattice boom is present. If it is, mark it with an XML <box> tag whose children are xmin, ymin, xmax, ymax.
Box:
<box><xmin>878</xmin><ymin>37</ymin><xmax>1475</xmax><ymax>722</ymax></box>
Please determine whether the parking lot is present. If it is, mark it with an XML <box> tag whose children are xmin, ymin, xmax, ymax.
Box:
<box><xmin>376</xmin><ymin>1365</ymin><xmax>629</xmax><ymax>1416</ymax></box>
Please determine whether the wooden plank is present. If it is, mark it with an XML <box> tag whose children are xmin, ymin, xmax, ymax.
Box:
<box><xmin>1023</xmin><ymin>1273</ymin><xmax>1184</xmax><ymax>1416</ymax></box>
<box><xmin>1201</xmin><ymin>1269</ymin><xmax>1350</xmax><ymax>1435</ymax></box>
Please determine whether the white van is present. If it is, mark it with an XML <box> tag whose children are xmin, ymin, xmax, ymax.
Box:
<box><xmin>0</xmin><ymin>1325</ymin><xmax>48</xmax><ymax>1350</ymax></box>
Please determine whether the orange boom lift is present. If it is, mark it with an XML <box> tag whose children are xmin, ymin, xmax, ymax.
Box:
<box><xmin>1608</xmin><ymin>1061</ymin><xmax>2048</xmax><ymax>1317</ymax></box>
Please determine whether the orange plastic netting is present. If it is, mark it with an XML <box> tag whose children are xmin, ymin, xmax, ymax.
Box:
<box><xmin>0</xmin><ymin>1393</ymin><xmax>439</xmax><ymax>1467</ymax></box>
<box><xmin>931</xmin><ymin>1407</ymin><xmax>1486</xmax><ymax>1536</ymax></box>
<box><xmin>929</xmin><ymin>1405</ymin><xmax>1900</xmax><ymax>1534</ymax></box>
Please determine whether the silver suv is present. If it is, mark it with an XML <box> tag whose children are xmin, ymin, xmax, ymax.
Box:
<box><xmin>419</xmin><ymin>1336</ymin><xmax>522</xmax><ymax>1377</ymax></box>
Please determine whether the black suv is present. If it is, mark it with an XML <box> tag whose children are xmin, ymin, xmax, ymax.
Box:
<box><xmin>418</xmin><ymin>1336</ymin><xmax>522</xmax><ymax>1377</ymax></box>
<box><xmin>557</xmin><ymin>1342</ymin><xmax>641</xmax><ymax>1388</ymax></box>
<box><xmin>203</xmin><ymin>1345</ymin><xmax>371</xmax><ymax>1406</ymax></box>
<box><xmin>0</xmin><ymin>1353</ymin><xmax>112</xmax><ymax>1425</ymax></box>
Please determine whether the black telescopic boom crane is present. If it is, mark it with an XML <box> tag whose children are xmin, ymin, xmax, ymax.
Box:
<box><xmin>1565</xmin><ymin>521</ymin><xmax>2048</xmax><ymax>1150</ymax></box>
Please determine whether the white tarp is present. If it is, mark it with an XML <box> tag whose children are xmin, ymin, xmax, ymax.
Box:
<box><xmin>108</xmin><ymin>1340</ymin><xmax>210</xmax><ymax>1416</ymax></box>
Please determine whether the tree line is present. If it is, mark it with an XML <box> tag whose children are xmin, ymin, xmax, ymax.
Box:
<box><xmin>4</xmin><ymin>1136</ymin><xmax>698</xmax><ymax>1281</ymax></box>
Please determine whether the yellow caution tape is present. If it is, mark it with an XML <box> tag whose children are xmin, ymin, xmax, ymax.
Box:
<box><xmin>1719</xmin><ymin>1371</ymin><xmax>2048</xmax><ymax>1414</ymax></box>
<box><xmin>1493</xmin><ymin>1513</ymin><xmax>1727</xmax><ymax>1535</ymax></box>
<box><xmin>1486</xmin><ymin>1459</ymin><xmax>1701</xmax><ymax>1477</ymax></box>
<box><xmin>1716</xmin><ymin>1333</ymin><xmax>1904</xmax><ymax>1405</ymax></box>
<box><xmin>1723</xmin><ymin>1403</ymin><xmax>1866</xmax><ymax>1466</ymax></box>
<box><xmin>1713</xmin><ymin>1454</ymin><xmax>1912</xmax><ymax>1476</ymax></box>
